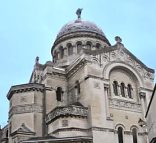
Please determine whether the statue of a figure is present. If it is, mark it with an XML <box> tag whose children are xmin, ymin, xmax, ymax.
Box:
<box><xmin>35</xmin><ymin>56</ymin><xmax>39</xmax><ymax>64</ymax></box>
<box><xmin>76</xmin><ymin>8</ymin><xmax>83</xmax><ymax>19</ymax></box>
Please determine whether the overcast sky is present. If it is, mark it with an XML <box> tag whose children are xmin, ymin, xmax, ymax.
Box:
<box><xmin>0</xmin><ymin>0</ymin><xmax>156</xmax><ymax>127</ymax></box>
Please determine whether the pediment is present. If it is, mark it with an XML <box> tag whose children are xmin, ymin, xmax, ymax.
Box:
<box><xmin>89</xmin><ymin>44</ymin><xmax>154</xmax><ymax>81</ymax></box>
<box><xmin>11</xmin><ymin>123</ymin><xmax>35</xmax><ymax>136</ymax></box>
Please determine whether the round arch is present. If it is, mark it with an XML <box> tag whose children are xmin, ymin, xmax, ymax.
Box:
<box><xmin>115</xmin><ymin>123</ymin><xmax>126</xmax><ymax>130</ymax></box>
<box><xmin>103</xmin><ymin>61</ymin><xmax>144</xmax><ymax>87</ymax></box>
<box><xmin>130</xmin><ymin>125</ymin><xmax>139</xmax><ymax>131</ymax></box>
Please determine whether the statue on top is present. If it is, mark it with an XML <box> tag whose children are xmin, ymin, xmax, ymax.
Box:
<box><xmin>76</xmin><ymin>8</ymin><xmax>83</xmax><ymax>19</ymax></box>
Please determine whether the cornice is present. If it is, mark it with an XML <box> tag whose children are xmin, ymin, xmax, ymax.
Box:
<box><xmin>7</xmin><ymin>83</ymin><xmax>45</xmax><ymax>100</ymax></box>
<box><xmin>52</xmin><ymin>31</ymin><xmax>111</xmax><ymax>53</ymax></box>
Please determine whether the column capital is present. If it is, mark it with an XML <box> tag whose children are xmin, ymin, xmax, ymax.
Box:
<box><xmin>104</xmin><ymin>83</ymin><xmax>109</xmax><ymax>88</ymax></box>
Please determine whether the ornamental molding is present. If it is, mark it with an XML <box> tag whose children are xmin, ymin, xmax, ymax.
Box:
<box><xmin>109</xmin><ymin>98</ymin><xmax>142</xmax><ymax>113</ymax></box>
<box><xmin>91</xmin><ymin>127</ymin><xmax>114</xmax><ymax>132</ymax></box>
<box><xmin>66</xmin><ymin>58</ymin><xmax>87</xmax><ymax>79</ymax></box>
<box><xmin>88</xmin><ymin>46</ymin><xmax>154</xmax><ymax>81</ymax></box>
<box><xmin>46</xmin><ymin>105</ymin><xmax>88</xmax><ymax>124</ymax></box>
<box><xmin>7</xmin><ymin>83</ymin><xmax>44</xmax><ymax>100</ymax></box>
<box><xmin>52</xmin><ymin>31</ymin><xmax>111</xmax><ymax>51</ymax></box>
<box><xmin>52</xmin><ymin>127</ymin><xmax>90</xmax><ymax>134</ymax></box>
<box><xmin>9</xmin><ymin>104</ymin><xmax>43</xmax><ymax>118</ymax></box>
<box><xmin>42</xmin><ymin>72</ymin><xmax>66</xmax><ymax>81</ymax></box>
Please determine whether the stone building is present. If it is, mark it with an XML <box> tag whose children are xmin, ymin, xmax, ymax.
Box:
<box><xmin>146</xmin><ymin>84</ymin><xmax>156</xmax><ymax>143</ymax></box>
<box><xmin>0</xmin><ymin>10</ymin><xmax>155</xmax><ymax>143</ymax></box>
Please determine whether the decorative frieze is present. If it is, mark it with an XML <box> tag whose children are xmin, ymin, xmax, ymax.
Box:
<box><xmin>46</xmin><ymin>105</ymin><xmax>88</xmax><ymax>124</ymax></box>
<box><xmin>99</xmin><ymin>48</ymin><xmax>154</xmax><ymax>81</ymax></box>
<box><xmin>109</xmin><ymin>98</ymin><xmax>142</xmax><ymax>113</ymax></box>
<box><xmin>9</xmin><ymin>104</ymin><xmax>43</xmax><ymax>118</ymax></box>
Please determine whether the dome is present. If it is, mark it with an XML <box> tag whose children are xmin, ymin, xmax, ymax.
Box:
<box><xmin>57</xmin><ymin>19</ymin><xmax>105</xmax><ymax>39</ymax></box>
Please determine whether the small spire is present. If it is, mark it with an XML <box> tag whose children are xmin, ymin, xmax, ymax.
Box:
<box><xmin>76</xmin><ymin>8</ymin><xmax>83</xmax><ymax>19</ymax></box>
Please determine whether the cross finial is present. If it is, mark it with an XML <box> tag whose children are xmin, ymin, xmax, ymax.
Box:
<box><xmin>76</xmin><ymin>8</ymin><xmax>83</xmax><ymax>19</ymax></box>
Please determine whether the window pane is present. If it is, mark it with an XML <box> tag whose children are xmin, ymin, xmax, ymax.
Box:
<box><xmin>132</xmin><ymin>128</ymin><xmax>137</xmax><ymax>143</ymax></box>
<box><xmin>120</xmin><ymin>83</ymin><xmax>125</xmax><ymax>97</ymax></box>
<box><xmin>113</xmin><ymin>81</ymin><xmax>118</xmax><ymax>96</ymax></box>
<box><xmin>118</xmin><ymin>127</ymin><xmax>123</xmax><ymax>143</ymax></box>
<box><xmin>127</xmin><ymin>84</ymin><xmax>132</xmax><ymax>98</ymax></box>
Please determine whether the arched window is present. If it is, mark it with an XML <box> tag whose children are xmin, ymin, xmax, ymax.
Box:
<box><xmin>77</xmin><ymin>42</ymin><xmax>82</xmax><ymax>54</ymax></box>
<box><xmin>120</xmin><ymin>82</ymin><xmax>125</xmax><ymax>97</ymax></box>
<box><xmin>67</xmin><ymin>43</ymin><xmax>73</xmax><ymax>55</ymax></box>
<box><xmin>75</xmin><ymin>80</ymin><xmax>80</xmax><ymax>101</ymax></box>
<box><xmin>113</xmin><ymin>81</ymin><xmax>118</xmax><ymax>96</ymax></box>
<box><xmin>75</xmin><ymin>80</ymin><xmax>80</xmax><ymax>94</ymax></box>
<box><xmin>6</xmin><ymin>130</ymin><xmax>8</xmax><ymax>138</ymax></box>
<box><xmin>86</xmin><ymin>41</ymin><xmax>92</xmax><ymax>50</ymax></box>
<box><xmin>132</xmin><ymin>128</ymin><xmax>138</xmax><ymax>143</ymax></box>
<box><xmin>118</xmin><ymin>127</ymin><xmax>123</xmax><ymax>143</ymax></box>
<box><xmin>96</xmin><ymin>43</ymin><xmax>101</xmax><ymax>49</ymax></box>
<box><xmin>59</xmin><ymin>46</ymin><xmax>64</xmax><ymax>59</ymax></box>
<box><xmin>54</xmin><ymin>51</ymin><xmax>58</xmax><ymax>62</ymax></box>
<box><xmin>56</xmin><ymin>87</ymin><xmax>63</xmax><ymax>102</ymax></box>
<box><xmin>127</xmin><ymin>84</ymin><xmax>133</xmax><ymax>98</ymax></box>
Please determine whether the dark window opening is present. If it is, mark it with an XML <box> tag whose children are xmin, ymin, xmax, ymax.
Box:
<box><xmin>59</xmin><ymin>46</ymin><xmax>64</xmax><ymax>59</ymax></box>
<box><xmin>6</xmin><ymin>130</ymin><xmax>8</xmax><ymax>138</ymax></box>
<box><xmin>56</xmin><ymin>87</ymin><xmax>63</xmax><ymax>102</ymax></box>
<box><xmin>127</xmin><ymin>84</ymin><xmax>133</xmax><ymax>98</ymax></box>
<box><xmin>67</xmin><ymin>43</ymin><xmax>73</xmax><ymax>55</ymax></box>
<box><xmin>96</xmin><ymin>43</ymin><xmax>101</xmax><ymax>49</ymax></box>
<box><xmin>120</xmin><ymin>82</ymin><xmax>125</xmax><ymax>97</ymax></box>
<box><xmin>118</xmin><ymin>127</ymin><xmax>123</xmax><ymax>143</ymax></box>
<box><xmin>77</xmin><ymin>42</ymin><xmax>82</xmax><ymax>54</ymax></box>
<box><xmin>53</xmin><ymin>51</ymin><xmax>58</xmax><ymax>62</ymax></box>
<box><xmin>86</xmin><ymin>42</ymin><xmax>92</xmax><ymax>50</ymax></box>
<box><xmin>113</xmin><ymin>81</ymin><xmax>118</xmax><ymax>96</ymax></box>
<box><xmin>75</xmin><ymin>80</ymin><xmax>80</xmax><ymax>94</ymax></box>
<box><xmin>132</xmin><ymin>128</ymin><xmax>138</xmax><ymax>143</ymax></box>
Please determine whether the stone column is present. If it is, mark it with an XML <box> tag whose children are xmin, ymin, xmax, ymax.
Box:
<box><xmin>139</xmin><ymin>92</ymin><xmax>146</xmax><ymax>119</ymax></box>
<box><xmin>104</xmin><ymin>83</ymin><xmax>110</xmax><ymax>119</ymax></box>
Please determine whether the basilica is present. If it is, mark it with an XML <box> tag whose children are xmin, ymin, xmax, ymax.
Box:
<box><xmin>0</xmin><ymin>9</ymin><xmax>155</xmax><ymax>143</ymax></box>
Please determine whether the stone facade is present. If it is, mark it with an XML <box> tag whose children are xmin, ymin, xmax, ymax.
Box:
<box><xmin>0</xmin><ymin>11</ymin><xmax>155</xmax><ymax>143</ymax></box>
<box><xmin>146</xmin><ymin>84</ymin><xmax>156</xmax><ymax>143</ymax></box>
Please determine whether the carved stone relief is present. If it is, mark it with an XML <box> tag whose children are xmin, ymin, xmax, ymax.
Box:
<box><xmin>109</xmin><ymin>98</ymin><xmax>141</xmax><ymax>113</ymax></box>
<box><xmin>46</xmin><ymin>105</ymin><xmax>88</xmax><ymax>124</ymax></box>
<box><xmin>100</xmin><ymin>49</ymin><xmax>154</xmax><ymax>81</ymax></box>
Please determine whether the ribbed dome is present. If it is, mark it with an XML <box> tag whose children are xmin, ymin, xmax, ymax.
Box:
<box><xmin>57</xmin><ymin>19</ymin><xmax>105</xmax><ymax>39</ymax></box>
